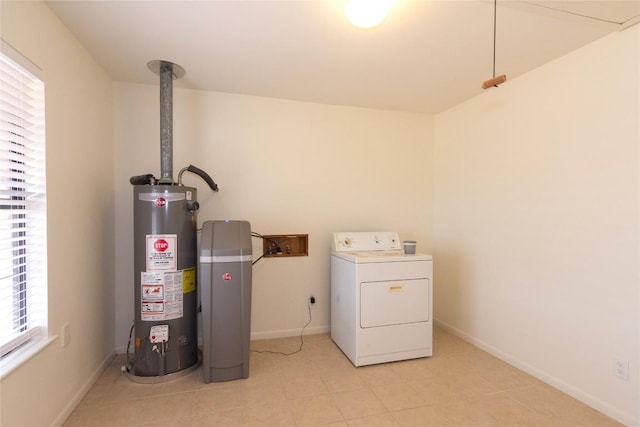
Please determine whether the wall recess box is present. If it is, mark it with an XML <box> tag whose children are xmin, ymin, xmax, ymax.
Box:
<box><xmin>262</xmin><ymin>234</ymin><xmax>308</xmax><ymax>257</ymax></box>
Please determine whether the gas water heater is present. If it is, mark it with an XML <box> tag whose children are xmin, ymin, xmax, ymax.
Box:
<box><xmin>128</xmin><ymin>60</ymin><xmax>218</xmax><ymax>381</ymax></box>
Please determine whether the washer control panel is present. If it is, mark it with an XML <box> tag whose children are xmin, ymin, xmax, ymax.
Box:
<box><xmin>332</xmin><ymin>232</ymin><xmax>401</xmax><ymax>252</ymax></box>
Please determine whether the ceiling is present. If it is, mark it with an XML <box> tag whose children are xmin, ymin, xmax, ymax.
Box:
<box><xmin>45</xmin><ymin>0</ymin><xmax>639</xmax><ymax>114</ymax></box>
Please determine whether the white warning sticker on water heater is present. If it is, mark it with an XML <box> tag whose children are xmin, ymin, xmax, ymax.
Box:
<box><xmin>140</xmin><ymin>270</ymin><xmax>184</xmax><ymax>321</ymax></box>
<box><xmin>149</xmin><ymin>325</ymin><xmax>169</xmax><ymax>343</ymax></box>
<box><xmin>146</xmin><ymin>234</ymin><xmax>177</xmax><ymax>271</ymax></box>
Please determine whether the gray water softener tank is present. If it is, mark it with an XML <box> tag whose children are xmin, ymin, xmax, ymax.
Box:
<box><xmin>199</xmin><ymin>220</ymin><xmax>252</xmax><ymax>383</ymax></box>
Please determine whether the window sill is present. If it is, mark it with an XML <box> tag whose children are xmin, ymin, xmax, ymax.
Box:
<box><xmin>0</xmin><ymin>335</ymin><xmax>57</xmax><ymax>380</ymax></box>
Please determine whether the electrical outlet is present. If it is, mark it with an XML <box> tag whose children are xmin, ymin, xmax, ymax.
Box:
<box><xmin>61</xmin><ymin>322</ymin><xmax>71</xmax><ymax>348</ymax></box>
<box><xmin>613</xmin><ymin>358</ymin><xmax>629</xmax><ymax>380</ymax></box>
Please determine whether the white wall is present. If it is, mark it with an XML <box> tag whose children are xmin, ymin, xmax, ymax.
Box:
<box><xmin>113</xmin><ymin>86</ymin><xmax>434</xmax><ymax>349</ymax></box>
<box><xmin>0</xmin><ymin>2</ymin><xmax>115</xmax><ymax>426</ymax></box>
<box><xmin>5</xmin><ymin>2</ymin><xmax>634</xmax><ymax>426</ymax></box>
<box><xmin>433</xmin><ymin>25</ymin><xmax>639</xmax><ymax>425</ymax></box>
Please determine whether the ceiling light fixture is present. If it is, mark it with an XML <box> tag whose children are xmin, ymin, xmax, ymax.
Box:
<box><xmin>482</xmin><ymin>0</ymin><xmax>507</xmax><ymax>89</ymax></box>
<box><xmin>345</xmin><ymin>0</ymin><xmax>394</xmax><ymax>29</ymax></box>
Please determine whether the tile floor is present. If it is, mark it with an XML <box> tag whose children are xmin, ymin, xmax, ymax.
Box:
<box><xmin>64</xmin><ymin>327</ymin><xmax>621</xmax><ymax>426</ymax></box>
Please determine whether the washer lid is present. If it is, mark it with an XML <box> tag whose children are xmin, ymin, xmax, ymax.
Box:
<box><xmin>332</xmin><ymin>250</ymin><xmax>432</xmax><ymax>263</ymax></box>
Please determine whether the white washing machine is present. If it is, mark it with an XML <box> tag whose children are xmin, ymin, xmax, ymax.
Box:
<box><xmin>330</xmin><ymin>231</ymin><xmax>433</xmax><ymax>367</ymax></box>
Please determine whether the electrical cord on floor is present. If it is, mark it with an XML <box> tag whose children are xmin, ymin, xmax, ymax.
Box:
<box><xmin>251</xmin><ymin>300</ymin><xmax>313</xmax><ymax>356</ymax></box>
<box><xmin>250</xmin><ymin>230</ymin><xmax>312</xmax><ymax>353</ymax></box>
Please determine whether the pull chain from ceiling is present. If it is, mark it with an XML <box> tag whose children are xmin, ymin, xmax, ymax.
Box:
<box><xmin>482</xmin><ymin>0</ymin><xmax>507</xmax><ymax>89</ymax></box>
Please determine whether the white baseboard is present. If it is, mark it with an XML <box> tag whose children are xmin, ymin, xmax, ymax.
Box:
<box><xmin>250</xmin><ymin>325</ymin><xmax>329</xmax><ymax>340</ymax></box>
<box><xmin>434</xmin><ymin>318</ymin><xmax>638</xmax><ymax>427</ymax></box>
<box><xmin>52</xmin><ymin>350</ymin><xmax>116</xmax><ymax>427</ymax></box>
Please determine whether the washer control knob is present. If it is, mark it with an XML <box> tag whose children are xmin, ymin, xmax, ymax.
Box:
<box><xmin>343</xmin><ymin>238</ymin><xmax>352</xmax><ymax>247</ymax></box>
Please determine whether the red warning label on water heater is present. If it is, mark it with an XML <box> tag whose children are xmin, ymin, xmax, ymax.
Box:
<box><xmin>154</xmin><ymin>239</ymin><xmax>169</xmax><ymax>252</ymax></box>
<box><xmin>146</xmin><ymin>234</ymin><xmax>177</xmax><ymax>270</ymax></box>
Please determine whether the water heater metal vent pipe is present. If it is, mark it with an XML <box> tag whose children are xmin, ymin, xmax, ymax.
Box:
<box><xmin>127</xmin><ymin>60</ymin><xmax>203</xmax><ymax>383</ymax></box>
<box><xmin>147</xmin><ymin>60</ymin><xmax>185</xmax><ymax>184</ymax></box>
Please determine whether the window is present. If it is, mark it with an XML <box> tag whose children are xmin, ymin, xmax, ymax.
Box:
<box><xmin>0</xmin><ymin>39</ymin><xmax>48</xmax><ymax>366</ymax></box>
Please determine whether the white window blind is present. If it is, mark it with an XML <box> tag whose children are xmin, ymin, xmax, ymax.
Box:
<box><xmin>0</xmin><ymin>40</ymin><xmax>48</xmax><ymax>359</ymax></box>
